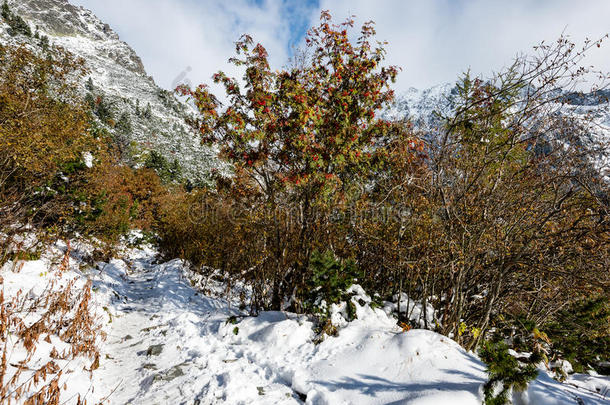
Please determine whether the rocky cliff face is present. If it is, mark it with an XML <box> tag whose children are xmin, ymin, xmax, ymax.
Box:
<box><xmin>1</xmin><ymin>0</ymin><xmax>223</xmax><ymax>186</ymax></box>
<box><xmin>11</xmin><ymin>0</ymin><xmax>145</xmax><ymax>74</ymax></box>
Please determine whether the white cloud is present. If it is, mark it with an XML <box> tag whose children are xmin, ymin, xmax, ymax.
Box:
<box><xmin>71</xmin><ymin>0</ymin><xmax>310</xmax><ymax>95</ymax></box>
<box><xmin>314</xmin><ymin>0</ymin><xmax>610</xmax><ymax>90</ymax></box>
<box><xmin>71</xmin><ymin>0</ymin><xmax>610</xmax><ymax>93</ymax></box>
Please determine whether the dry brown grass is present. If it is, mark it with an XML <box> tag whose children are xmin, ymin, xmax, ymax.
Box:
<box><xmin>0</xmin><ymin>242</ymin><xmax>104</xmax><ymax>405</ymax></box>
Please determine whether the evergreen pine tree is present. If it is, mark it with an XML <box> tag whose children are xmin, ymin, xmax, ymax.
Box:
<box><xmin>144</xmin><ymin>150</ymin><xmax>182</xmax><ymax>183</ymax></box>
<box><xmin>39</xmin><ymin>35</ymin><xmax>49</xmax><ymax>52</ymax></box>
<box><xmin>116</xmin><ymin>112</ymin><xmax>132</xmax><ymax>135</ymax></box>
<box><xmin>479</xmin><ymin>341</ymin><xmax>538</xmax><ymax>405</ymax></box>
<box><xmin>305</xmin><ymin>250</ymin><xmax>363</xmax><ymax>316</ymax></box>
<box><xmin>1</xmin><ymin>2</ymin><xmax>10</xmax><ymax>21</ymax></box>
<box><xmin>143</xmin><ymin>103</ymin><xmax>152</xmax><ymax>119</ymax></box>
<box><xmin>1</xmin><ymin>2</ymin><xmax>31</xmax><ymax>37</ymax></box>
<box><xmin>544</xmin><ymin>297</ymin><xmax>610</xmax><ymax>373</ymax></box>
<box><xmin>93</xmin><ymin>95</ymin><xmax>114</xmax><ymax>122</ymax></box>
<box><xmin>169</xmin><ymin>158</ymin><xmax>182</xmax><ymax>181</ymax></box>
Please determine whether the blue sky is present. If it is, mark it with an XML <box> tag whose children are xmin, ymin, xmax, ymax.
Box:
<box><xmin>71</xmin><ymin>0</ymin><xmax>610</xmax><ymax>93</ymax></box>
<box><xmin>278</xmin><ymin>0</ymin><xmax>319</xmax><ymax>49</ymax></box>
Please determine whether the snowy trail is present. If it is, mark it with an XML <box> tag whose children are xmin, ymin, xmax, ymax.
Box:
<box><xmin>84</xmin><ymin>248</ymin><xmax>610</xmax><ymax>405</ymax></box>
<box><xmin>92</xmin><ymin>250</ymin><xmax>309</xmax><ymax>404</ymax></box>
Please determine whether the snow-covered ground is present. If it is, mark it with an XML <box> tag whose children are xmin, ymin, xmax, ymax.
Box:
<box><xmin>2</xmin><ymin>241</ymin><xmax>609</xmax><ymax>404</ymax></box>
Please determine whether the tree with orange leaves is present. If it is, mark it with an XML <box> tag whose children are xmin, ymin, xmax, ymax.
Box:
<box><xmin>180</xmin><ymin>11</ymin><xmax>419</xmax><ymax>309</ymax></box>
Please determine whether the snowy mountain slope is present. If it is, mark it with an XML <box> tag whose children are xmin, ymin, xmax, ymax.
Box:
<box><xmin>3</xmin><ymin>240</ymin><xmax>609</xmax><ymax>404</ymax></box>
<box><xmin>561</xmin><ymin>92</ymin><xmax>610</xmax><ymax>182</ymax></box>
<box><xmin>385</xmin><ymin>84</ymin><xmax>456</xmax><ymax>130</ymax></box>
<box><xmin>388</xmin><ymin>84</ymin><xmax>610</xmax><ymax>182</ymax></box>
<box><xmin>1</xmin><ymin>0</ymin><xmax>224</xmax><ymax>185</ymax></box>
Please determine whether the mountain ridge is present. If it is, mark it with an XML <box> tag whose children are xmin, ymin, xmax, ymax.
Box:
<box><xmin>2</xmin><ymin>0</ymin><xmax>224</xmax><ymax>186</ymax></box>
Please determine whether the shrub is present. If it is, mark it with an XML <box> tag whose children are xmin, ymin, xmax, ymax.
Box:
<box><xmin>80</xmin><ymin>162</ymin><xmax>163</xmax><ymax>243</ymax></box>
<box><xmin>544</xmin><ymin>297</ymin><xmax>610</xmax><ymax>373</ymax></box>
<box><xmin>0</xmin><ymin>43</ymin><xmax>93</xmax><ymax>234</ymax></box>
<box><xmin>167</xmin><ymin>13</ymin><xmax>608</xmax><ymax>366</ymax></box>
<box><xmin>0</xmin><ymin>244</ymin><xmax>103</xmax><ymax>404</ymax></box>
<box><xmin>479</xmin><ymin>341</ymin><xmax>538</xmax><ymax>405</ymax></box>
<box><xmin>144</xmin><ymin>150</ymin><xmax>182</xmax><ymax>184</ymax></box>
<box><xmin>142</xmin><ymin>103</ymin><xmax>152</xmax><ymax>119</ymax></box>
<box><xmin>1</xmin><ymin>1</ymin><xmax>32</xmax><ymax>37</ymax></box>
<box><xmin>0</xmin><ymin>41</ymin><xmax>166</xmax><ymax>245</ymax></box>
<box><xmin>116</xmin><ymin>111</ymin><xmax>133</xmax><ymax>135</ymax></box>
<box><xmin>90</xmin><ymin>94</ymin><xmax>115</xmax><ymax>123</ymax></box>
<box><xmin>154</xmin><ymin>176</ymin><xmax>277</xmax><ymax>312</ymax></box>
<box><xmin>351</xmin><ymin>38</ymin><xmax>610</xmax><ymax>351</ymax></box>
<box><xmin>305</xmin><ymin>250</ymin><xmax>362</xmax><ymax>315</ymax></box>
<box><xmin>179</xmin><ymin>11</ymin><xmax>415</xmax><ymax>310</ymax></box>
<box><xmin>39</xmin><ymin>35</ymin><xmax>49</xmax><ymax>52</ymax></box>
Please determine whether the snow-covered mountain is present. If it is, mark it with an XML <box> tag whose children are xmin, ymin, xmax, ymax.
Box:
<box><xmin>561</xmin><ymin>90</ymin><xmax>610</xmax><ymax>181</ymax></box>
<box><xmin>388</xmin><ymin>83</ymin><xmax>610</xmax><ymax>182</ymax></box>
<box><xmin>385</xmin><ymin>84</ymin><xmax>456</xmax><ymax>128</ymax></box>
<box><xmin>1</xmin><ymin>0</ymin><xmax>223</xmax><ymax>185</ymax></box>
